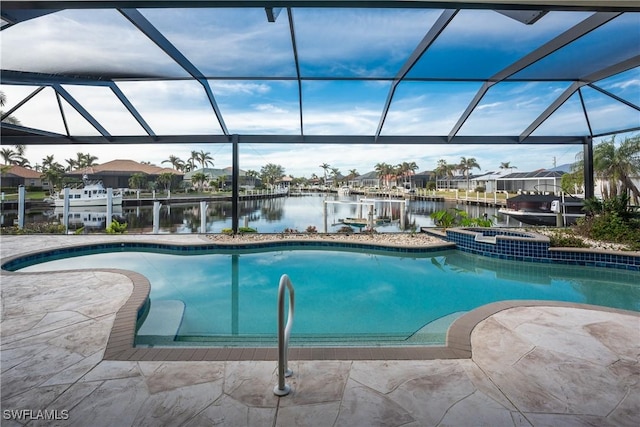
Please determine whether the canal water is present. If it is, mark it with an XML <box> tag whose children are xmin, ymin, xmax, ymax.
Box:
<box><xmin>3</xmin><ymin>193</ymin><xmax>506</xmax><ymax>233</ymax></box>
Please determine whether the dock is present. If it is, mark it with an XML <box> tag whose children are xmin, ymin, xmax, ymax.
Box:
<box><xmin>303</xmin><ymin>188</ymin><xmax>507</xmax><ymax>208</ymax></box>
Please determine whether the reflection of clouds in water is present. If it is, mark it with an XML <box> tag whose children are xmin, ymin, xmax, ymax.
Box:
<box><xmin>254</xmin><ymin>252</ymin><xmax>289</xmax><ymax>266</ymax></box>
<box><xmin>354</xmin><ymin>283</ymin><xmax>395</xmax><ymax>301</ymax></box>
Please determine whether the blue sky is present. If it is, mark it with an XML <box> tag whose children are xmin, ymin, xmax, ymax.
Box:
<box><xmin>1</xmin><ymin>7</ymin><xmax>638</xmax><ymax>177</ymax></box>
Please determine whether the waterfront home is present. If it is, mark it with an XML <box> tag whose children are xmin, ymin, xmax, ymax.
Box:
<box><xmin>0</xmin><ymin>164</ymin><xmax>45</xmax><ymax>190</ymax></box>
<box><xmin>70</xmin><ymin>159</ymin><xmax>181</xmax><ymax>189</ymax></box>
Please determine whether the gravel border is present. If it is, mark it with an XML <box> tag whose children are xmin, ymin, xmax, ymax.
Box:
<box><xmin>206</xmin><ymin>232</ymin><xmax>446</xmax><ymax>247</ymax></box>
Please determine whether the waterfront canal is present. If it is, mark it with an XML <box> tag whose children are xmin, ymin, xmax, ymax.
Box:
<box><xmin>2</xmin><ymin>193</ymin><xmax>507</xmax><ymax>234</ymax></box>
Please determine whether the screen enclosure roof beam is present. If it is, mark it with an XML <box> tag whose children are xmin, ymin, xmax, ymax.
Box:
<box><xmin>1</xmin><ymin>1</ymin><xmax>639</xmax><ymax>13</ymax></box>
<box><xmin>447</xmin><ymin>11</ymin><xmax>622</xmax><ymax>142</ymax></box>
<box><xmin>118</xmin><ymin>8</ymin><xmax>229</xmax><ymax>135</ymax></box>
<box><xmin>0</xmin><ymin>131</ymin><xmax>587</xmax><ymax>146</ymax></box>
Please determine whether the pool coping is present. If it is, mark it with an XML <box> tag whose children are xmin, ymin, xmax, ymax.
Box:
<box><xmin>3</xmin><ymin>236</ymin><xmax>639</xmax><ymax>362</ymax></box>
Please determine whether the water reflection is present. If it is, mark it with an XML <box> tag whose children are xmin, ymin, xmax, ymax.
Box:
<box><xmin>5</xmin><ymin>194</ymin><xmax>506</xmax><ymax>233</ymax></box>
<box><xmin>439</xmin><ymin>251</ymin><xmax>640</xmax><ymax>310</ymax></box>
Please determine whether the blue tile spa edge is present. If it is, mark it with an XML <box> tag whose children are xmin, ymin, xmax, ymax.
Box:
<box><xmin>422</xmin><ymin>228</ymin><xmax>640</xmax><ymax>271</ymax></box>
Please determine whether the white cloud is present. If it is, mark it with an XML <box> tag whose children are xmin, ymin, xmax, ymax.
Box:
<box><xmin>612</xmin><ymin>79</ymin><xmax>640</xmax><ymax>91</ymax></box>
<box><xmin>253</xmin><ymin>104</ymin><xmax>289</xmax><ymax>114</ymax></box>
<box><xmin>210</xmin><ymin>82</ymin><xmax>272</xmax><ymax>97</ymax></box>
<box><xmin>476</xmin><ymin>102</ymin><xmax>503</xmax><ymax>111</ymax></box>
<box><xmin>1</xmin><ymin>10</ymin><xmax>186</xmax><ymax>77</ymax></box>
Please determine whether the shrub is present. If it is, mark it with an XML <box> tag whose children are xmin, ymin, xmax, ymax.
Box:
<box><xmin>573</xmin><ymin>194</ymin><xmax>640</xmax><ymax>250</ymax></box>
<box><xmin>306</xmin><ymin>225</ymin><xmax>317</xmax><ymax>233</ymax></box>
<box><xmin>337</xmin><ymin>225</ymin><xmax>354</xmax><ymax>233</ymax></box>
<box><xmin>0</xmin><ymin>222</ymin><xmax>66</xmax><ymax>235</ymax></box>
<box><xmin>106</xmin><ymin>219</ymin><xmax>127</xmax><ymax>234</ymax></box>
<box><xmin>222</xmin><ymin>227</ymin><xmax>257</xmax><ymax>235</ymax></box>
<box><xmin>430</xmin><ymin>208</ymin><xmax>493</xmax><ymax>228</ymax></box>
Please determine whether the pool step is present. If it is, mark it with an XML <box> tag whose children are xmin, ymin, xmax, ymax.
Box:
<box><xmin>407</xmin><ymin>311</ymin><xmax>467</xmax><ymax>343</ymax></box>
<box><xmin>136</xmin><ymin>300</ymin><xmax>185</xmax><ymax>345</ymax></box>
<box><xmin>136</xmin><ymin>309</ymin><xmax>465</xmax><ymax>347</ymax></box>
<box><xmin>158</xmin><ymin>331</ymin><xmax>446</xmax><ymax>347</ymax></box>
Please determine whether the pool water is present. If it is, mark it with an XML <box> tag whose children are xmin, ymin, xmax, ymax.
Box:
<box><xmin>16</xmin><ymin>247</ymin><xmax>640</xmax><ymax>347</ymax></box>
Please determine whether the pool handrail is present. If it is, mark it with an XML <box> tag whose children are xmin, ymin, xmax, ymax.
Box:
<box><xmin>274</xmin><ymin>274</ymin><xmax>295</xmax><ymax>396</ymax></box>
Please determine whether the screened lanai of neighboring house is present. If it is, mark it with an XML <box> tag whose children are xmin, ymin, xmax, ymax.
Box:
<box><xmin>1</xmin><ymin>1</ymin><xmax>639</xmax><ymax>232</ymax></box>
<box><xmin>496</xmin><ymin>170</ymin><xmax>566</xmax><ymax>193</ymax></box>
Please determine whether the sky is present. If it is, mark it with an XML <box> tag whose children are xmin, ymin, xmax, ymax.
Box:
<box><xmin>11</xmin><ymin>141</ymin><xmax>586</xmax><ymax>178</ymax></box>
<box><xmin>1</xmin><ymin>7</ymin><xmax>638</xmax><ymax>177</ymax></box>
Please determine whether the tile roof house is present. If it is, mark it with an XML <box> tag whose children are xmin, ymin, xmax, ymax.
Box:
<box><xmin>69</xmin><ymin>159</ymin><xmax>182</xmax><ymax>189</ymax></box>
<box><xmin>1</xmin><ymin>164</ymin><xmax>45</xmax><ymax>189</ymax></box>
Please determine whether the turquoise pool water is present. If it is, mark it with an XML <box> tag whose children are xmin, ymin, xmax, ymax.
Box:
<box><xmin>14</xmin><ymin>246</ymin><xmax>640</xmax><ymax>347</ymax></box>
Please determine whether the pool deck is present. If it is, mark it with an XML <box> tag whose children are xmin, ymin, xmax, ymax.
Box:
<box><xmin>1</xmin><ymin>234</ymin><xmax>639</xmax><ymax>426</ymax></box>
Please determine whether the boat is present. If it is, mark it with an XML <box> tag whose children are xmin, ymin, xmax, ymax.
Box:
<box><xmin>46</xmin><ymin>177</ymin><xmax>123</xmax><ymax>207</ymax></box>
<box><xmin>49</xmin><ymin>206</ymin><xmax>125</xmax><ymax>228</ymax></box>
<box><xmin>498</xmin><ymin>193</ymin><xmax>585</xmax><ymax>226</ymax></box>
<box><xmin>340</xmin><ymin>216</ymin><xmax>393</xmax><ymax>228</ymax></box>
<box><xmin>337</xmin><ymin>186</ymin><xmax>350</xmax><ymax>196</ymax></box>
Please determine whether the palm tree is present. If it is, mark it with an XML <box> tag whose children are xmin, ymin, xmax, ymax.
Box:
<box><xmin>65</xmin><ymin>158</ymin><xmax>78</xmax><ymax>172</ymax></box>
<box><xmin>188</xmin><ymin>151</ymin><xmax>199</xmax><ymax>171</ymax></box>
<box><xmin>41</xmin><ymin>155</ymin><xmax>59</xmax><ymax>171</ymax></box>
<box><xmin>1</xmin><ymin>148</ymin><xmax>20</xmax><ymax>165</ymax></box>
<box><xmin>246</xmin><ymin>169</ymin><xmax>259</xmax><ymax>187</ymax></box>
<box><xmin>319</xmin><ymin>163</ymin><xmax>330</xmax><ymax>185</ymax></box>
<box><xmin>78</xmin><ymin>152</ymin><xmax>98</xmax><ymax>168</ymax></box>
<box><xmin>196</xmin><ymin>150</ymin><xmax>214</xmax><ymax>170</ymax></box>
<box><xmin>68</xmin><ymin>152</ymin><xmax>98</xmax><ymax>171</ymax></box>
<box><xmin>390</xmin><ymin>164</ymin><xmax>402</xmax><ymax>187</ymax></box>
<box><xmin>0</xmin><ymin>90</ymin><xmax>21</xmax><ymax>125</ymax></box>
<box><xmin>190</xmin><ymin>172</ymin><xmax>208</xmax><ymax>192</ymax></box>
<box><xmin>40</xmin><ymin>158</ymin><xmax>65</xmax><ymax>194</ymax></box>
<box><xmin>499</xmin><ymin>161</ymin><xmax>517</xmax><ymax>174</ymax></box>
<box><xmin>41</xmin><ymin>168</ymin><xmax>63</xmax><ymax>194</ymax></box>
<box><xmin>330</xmin><ymin>167</ymin><xmax>340</xmax><ymax>187</ymax></box>
<box><xmin>434</xmin><ymin>159</ymin><xmax>448</xmax><ymax>190</ymax></box>
<box><xmin>13</xmin><ymin>145</ymin><xmax>26</xmax><ymax>157</ymax></box>
<box><xmin>162</xmin><ymin>155</ymin><xmax>184</xmax><ymax>170</ymax></box>
<box><xmin>374</xmin><ymin>162</ymin><xmax>393</xmax><ymax>188</ymax></box>
<box><xmin>593</xmin><ymin>135</ymin><xmax>640</xmax><ymax>203</ymax></box>
<box><xmin>16</xmin><ymin>157</ymin><xmax>31</xmax><ymax>168</ymax></box>
<box><xmin>156</xmin><ymin>172</ymin><xmax>176</xmax><ymax>192</ymax></box>
<box><xmin>459</xmin><ymin>156</ymin><xmax>481</xmax><ymax>191</ymax></box>
<box><xmin>128</xmin><ymin>173</ymin><xmax>147</xmax><ymax>190</ymax></box>
<box><xmin>397</xmin><ymin>161</ymin><xmax>418</xmax><ymax>188</ymax></box>
<box><xmin>181</xmin><ymin>163</ymin><xmax>192</xmax><ymax>173</ymax></box>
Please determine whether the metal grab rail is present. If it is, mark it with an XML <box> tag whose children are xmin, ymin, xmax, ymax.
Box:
<box><xmin>273</xmin><ymin>274</ymin><xmax>295</xmax><ymax>396</ymax></box>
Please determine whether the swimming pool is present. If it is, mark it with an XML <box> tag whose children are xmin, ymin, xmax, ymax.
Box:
<box><xmin>8</xmin><ymin>243</ymin><xmax>640</xmax><ymax>348</ymax></box>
